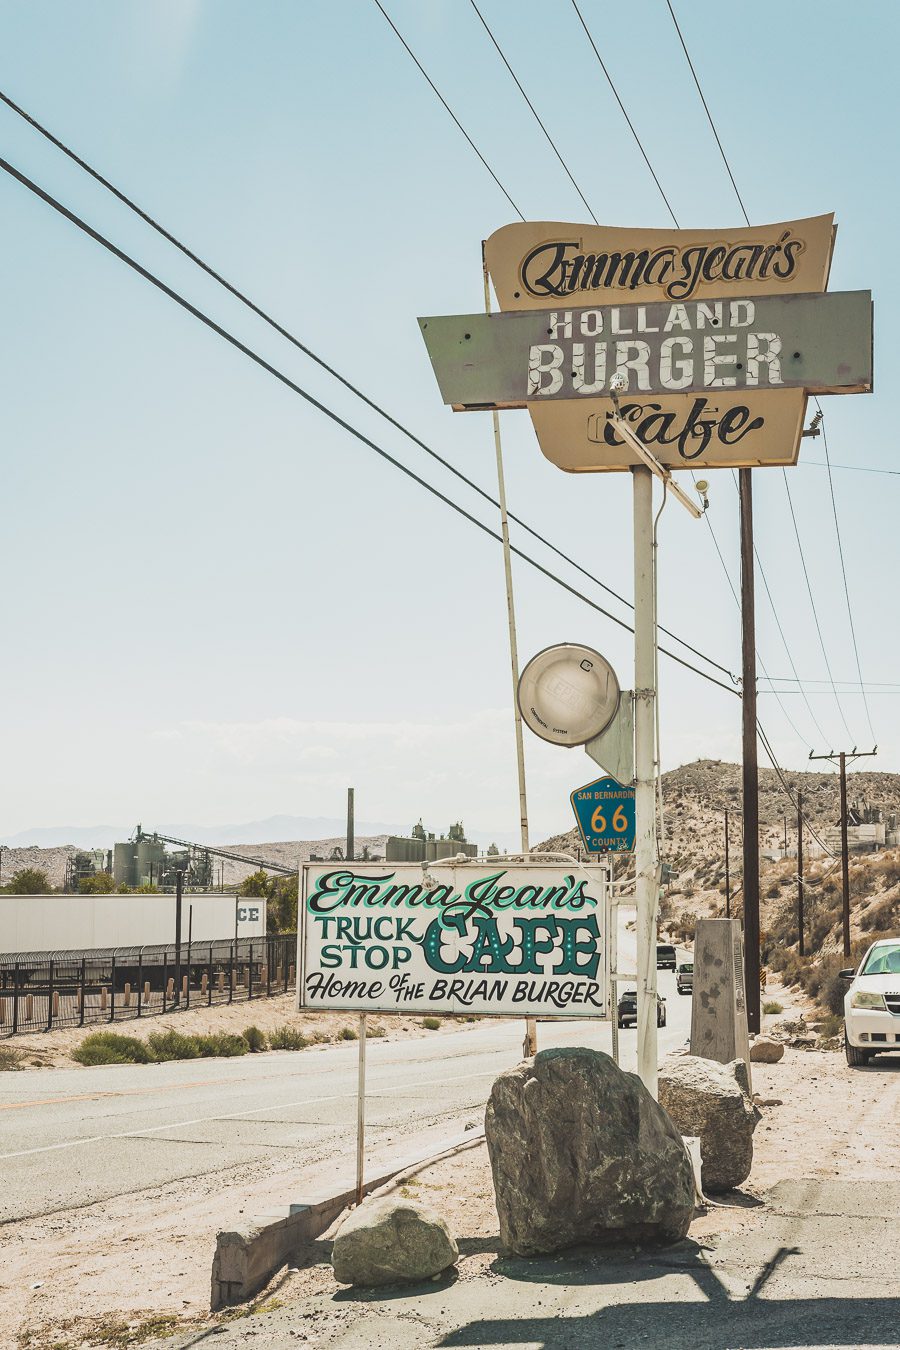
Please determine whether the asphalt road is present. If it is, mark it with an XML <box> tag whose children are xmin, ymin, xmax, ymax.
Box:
<box><xmin>0</xmin><ymin>929</ymin><xmax>692</xmax><ymax>1225</ymax></box>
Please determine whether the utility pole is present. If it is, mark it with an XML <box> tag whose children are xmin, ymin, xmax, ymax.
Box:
<box><xmin>174</xmin><ymin>869</ymin><xmax>184</xmax><ymax>1006</ymax></box>
<box><xmin>724</xmin><ymin>810</ymin><xmax>731</xmax><ymax>918</ymax></box>
<box><xmin>809</xmin><ymin>747</ymin><xmax>877</xmax><ymax>958</ymax></box>
<box><xmin>797</xmin><ymin>789</ymin><xmax>804</xmax><ymax>957</ymax></box>
<box><xmin>739</xmin><ymin>468</ymin><xmax>761</xmax><ymax>1036</ymax></box>
<box><xmin>346</xmin><ymin>787</ymin><xmax>355</xmax><ymax>864</ymax></box>
<box><xmin>483</xmin><ymin>254</ymin><xmax>535</xmax><ymax>1059</ymax></box>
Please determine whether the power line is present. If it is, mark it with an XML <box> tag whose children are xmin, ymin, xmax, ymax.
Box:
<box><xmin>664</xmin><ymin>0</ymin><xmax>750</xmax><ymax>227</ymax></box>
<box><xmin>753</xmin><ymin>543</ymin><xmax>830</xmax><ymax>746</ymax></box>
<box><xmin>0</xmin><ymin>86</ymin><xmax>735</xmax><ymax>683</ymax></box>
<box><xmin>781</xmin><ymin>469</ymin><xmax>857</xmax><ymax>744</ymax></box>
<box><xmin>371</xmin><ymin>1</ymin><xmax>524</xmax><ymax>220</ymax></box>
<box><xmin>690</xmin><ymin>472</ymin><xmax>835</xmax><ymax>852</ymax></box>
<box><xmin>571</xmin><ymin>0</ymin><xmax>680</xmax><ymax>228</ymax></box>
<box><xmin>0</xmin><ymin>151</ymin><xmax>741</xmax><ymax>700</ymax></box>
<box><xmin>664</xmin><ymin>8</ymin><xmax>874</xmax><ymax>751</ymax></box>
<box><xmin>815</xmin><ymin>398</ymin><xmax>878</xmax><ymax>744</ymax></box>
<box><xmin>694</xmin><ymin>490</ymin><xmax>813</xmax><ymax>751</ymax></box>
<box><xmin>802</xmin><ymin>460</ymin><xmax>900</xmax><ymax>477</ymax></box>
<box><xmin>468</xmin><ymin>0</ymin><xmax>598</xmax><ymax>224</ymax></box>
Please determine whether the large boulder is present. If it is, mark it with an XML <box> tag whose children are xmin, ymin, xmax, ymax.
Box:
<box><xmin>658</xmin><ymin>1054</ymin><xmax>761</xmax><ymax>1193</ymax></box>
<box><xmin>485</xmin><ymin>1046</ymin><xmax>695</xmax><ymax>1257</ymax></box>
<box><xmin>331</xmin><ymin>1197</ymin><xmax>457</xmax><ymax>1287</ymax></box>
<box><xmin>750</xmin><ymin>1037</ymin><xmax>785</xmax><ymax>1064</ymax></box>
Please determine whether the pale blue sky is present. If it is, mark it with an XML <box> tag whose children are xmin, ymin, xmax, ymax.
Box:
<box><xmin>1</xmin><ymin>0</ymin><xmax>897</xmax><ymax>843</ymax></box>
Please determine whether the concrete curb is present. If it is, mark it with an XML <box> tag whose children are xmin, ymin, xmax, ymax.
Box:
<box><xmin>211</xmin><ymin>1126</ymin><xmax>485</xmax><ymax>1309</ymax></box>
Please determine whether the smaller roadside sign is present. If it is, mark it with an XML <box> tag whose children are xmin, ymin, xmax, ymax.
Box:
<box><xmin>571</xmin><ymin>776</ymin><xmax>636</xmax><ymax>854</ymax></box>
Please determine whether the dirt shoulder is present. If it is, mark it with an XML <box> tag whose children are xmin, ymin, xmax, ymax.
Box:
<box><xmin>8</xmin><ymin>1029</ymin><xmax>899</xmax><ymax>1350</ymax></box>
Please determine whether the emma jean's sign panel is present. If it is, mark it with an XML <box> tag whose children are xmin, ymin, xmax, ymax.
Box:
<box><xmin>298</xmin><ymin>862</ymin><xmax>609</xmax><ymax>1018</ymax></box>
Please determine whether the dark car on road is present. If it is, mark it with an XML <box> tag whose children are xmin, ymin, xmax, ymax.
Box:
<box><xmin>656</xmin><ymin>943</ymin><xmax>677</xmax><ymax>971</ymax></box>
<box><xmin>676</xmin><ymin>962</ymin><xmax>693</xmax><ymax>995</ymax></box>
<box><xmin>617</xmin><ymin>988</ymin><xmax>667</xmax><ymax>1029</ymax></box>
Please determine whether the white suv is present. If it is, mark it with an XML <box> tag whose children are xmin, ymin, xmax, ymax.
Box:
<box><xmin>842</xmin><ymin>938</ymin><xmax>900</xmax><ymax>1067</ymax></box>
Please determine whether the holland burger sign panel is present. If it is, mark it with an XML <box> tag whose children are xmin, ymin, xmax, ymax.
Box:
<box><xmin>418</xmin><ymin>213</ymin><xmax>868</xmax><ymax>471</ymax></box>
<box><xmin>297</xmin><ymin>861</ymin><xmax>610</xmax><ymax>1018</ymax></box>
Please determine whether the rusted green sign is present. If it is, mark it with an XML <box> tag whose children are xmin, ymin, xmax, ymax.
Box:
<box><xmin>418</xmin><ymin>290</ymin><xmax>872</xmax><ymax>410</ymax></box>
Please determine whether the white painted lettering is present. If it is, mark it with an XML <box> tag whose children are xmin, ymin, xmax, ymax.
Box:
<box><xmin>703</xmin><ymin>334</ymin><xmax>738</xmax><ymax>388</ymax></box>
<box><xmin>572</xmin><ymin>341</ymin><xmax>606</xmax><ymax>394</ymax></box>
<box><xmin>613</xmin><ymin>340</ymin><xmax>651</xmax><ymax>391</ymax></box>
<box><xmin>660</xmin><ymin>336</ymin><xmax>694</xmax><ymax>390</ymax></box>
<box><xmin>527</xmin><ymin>344</ymin><xmax>565</xmax><ymax>396</ymax></box>
<box><xmin>745</xmin><ymin>332</ymin><xmax>783</xmax><ymax>386</ymax></box>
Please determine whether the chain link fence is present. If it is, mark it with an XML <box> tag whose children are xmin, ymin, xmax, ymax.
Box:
<box><xmin>0</xmin><ymin>935</ymin><xmax>296</xmax><ymax>1037</ymax></box>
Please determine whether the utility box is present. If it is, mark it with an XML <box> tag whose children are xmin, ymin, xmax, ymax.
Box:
<box><xmin>690</xmin><ymin>918</ymin><xmax>751</xmax><ymax>1078</ymax></box>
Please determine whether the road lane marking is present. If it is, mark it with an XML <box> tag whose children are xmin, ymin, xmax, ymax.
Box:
<box><xmin>0</xmin><ymin>1069</ymin><xmax>500</xmax><ymax>1161</ymax></box>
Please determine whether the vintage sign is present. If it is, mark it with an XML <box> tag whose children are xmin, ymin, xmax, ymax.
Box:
<box><xmin>298</xmin><ymin>861</ymin><xmax>610</xmax><ymax>1018</ymax></box>
<box><xmin>419</xmin><ymin>291</ymin><xmax>872</xmax><ymax>409</ymax></box>
<box><xmin>570</xmin><ymin>776</ymin><xmax>636</xmax><ymax>855</ymax></box>
<box><xmin>474</xmin><ymin>214</ymin><xmax>845</xmax><ymax>472</ymax></box>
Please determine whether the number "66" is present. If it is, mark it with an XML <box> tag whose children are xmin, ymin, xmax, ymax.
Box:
<box><xmin>591</xmin><ymin>804</ymin><xmax>629</xmax><ymax>833</ymax></box>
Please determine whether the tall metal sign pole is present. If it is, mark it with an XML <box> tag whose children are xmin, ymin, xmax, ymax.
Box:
<box><xmin>739</xmin><ymin>469</ymin><xmax>761</xmax><ymax>1035</ymax></box>
<box><xmin>632</xmin><ymin>465</ymin><xmax>659</xmax><ymax>1094</ymax></box>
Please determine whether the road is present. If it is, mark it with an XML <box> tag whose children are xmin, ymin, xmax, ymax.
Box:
<box><xmin>0</xmin><ymin>926</ymin><xmax>692</xmax><ymax>1225</ymax></box>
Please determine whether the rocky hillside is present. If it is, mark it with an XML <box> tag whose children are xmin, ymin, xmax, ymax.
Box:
<box><xmin>538</xmin><ymin>759</ymin><xmax>900</xmax><ymax>956</ymax></box>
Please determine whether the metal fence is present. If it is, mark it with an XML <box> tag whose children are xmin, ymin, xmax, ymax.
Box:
<box><xmin>0</xmin><ymin>935</ymin><xmax>297</xmax><ymax>1038</ymax></box>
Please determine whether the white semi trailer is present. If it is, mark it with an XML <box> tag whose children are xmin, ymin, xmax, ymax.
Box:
<box><xmin>0</xmin><ymin>893</ymin><xmax>266</xmax><ymax>956</ymax></box>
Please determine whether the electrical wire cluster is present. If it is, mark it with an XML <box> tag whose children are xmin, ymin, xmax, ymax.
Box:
<box><xmin>0</xmin><ymin>1</ymin><xmax>878</xmax><ymax>851</ymax></box>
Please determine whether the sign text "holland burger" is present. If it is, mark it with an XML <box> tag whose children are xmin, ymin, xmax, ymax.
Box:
<box><xmin>528</xmin><ymin>299</ymin><xmax>779</xmax><ymax>398</ymax></box>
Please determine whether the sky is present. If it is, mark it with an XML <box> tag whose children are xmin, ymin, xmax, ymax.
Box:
<box><xmin>1</xmin><ymin>0</ymin><xmax>898</xmax><ymax>846</ymax></box>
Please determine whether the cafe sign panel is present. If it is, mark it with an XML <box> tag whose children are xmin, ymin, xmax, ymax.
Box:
<box><xmin>418</xmin><ymin>213</ymin><xmax>874</xmax><ymax>472</ymax></box>
<box><xmin>297</xmin><ymin>861</ymin><xmax>610</xmax><ymax>1018</ymax></box>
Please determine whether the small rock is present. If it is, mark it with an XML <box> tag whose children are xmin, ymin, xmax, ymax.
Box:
<box><xmin>749</xmin><ymin>1037</ymin><xmax>785</xmax><ymax>1064</ymax></box>
<box><xmin>331</xmin><ymin>1197</ymin><xmax>457</xmax><ymax>1287</ymax></box>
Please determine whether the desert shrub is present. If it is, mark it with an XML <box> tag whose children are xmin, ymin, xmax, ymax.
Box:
<box><xmin>268</xmin><ymin>1025</ymin><xmax>309</xmax><ymax>1050</ymax></box>
<box><xmin>146</xmin><ymin>1029</ymin><xmax>201</xmax><ymax>1061</ymax></box>
<box><xmin>874</xmin><ymin>853</ymin><xmax>900</xmax><ymax>887</ymax></box>
<box><xmin>73</xmin><ymin>1032</ymin><xmax>154</xmax><ymax>1066</ymax></box>
<box><xmin>339</xmin><ymin>1026</ymin><xmax>359</xmax><ymax>1041</ymax></box>
<box><xmin>762</xmin><ymin>1001</ymin><xmax>783</xmax><ymax>1015</ymax></box>
<box><xmin>0</xmin><ymin>1046</ymin><xmax>23</xmax><ymax>1071</ymax></box>
<box><xmin>242</xmin><ymin>1025</ymin><xmax>268</xmax><ymax>1053</ymax></box>
<box><xmin>819</xmin><ymin>1013</ymin><xmax>844</xmax><ymax>1039</ymax></box>
<box><xmin>366</xmin><ymin>1024</ymin><xmax>387</xmax><ymax>1037</ymax></box>
<box><xmin>422</xmin><ymin>1016</ymin><xmax>442</xmax><ymax>1030</ymax></box>
<box><xmin>861</xmin><ymin>893</ymin><xmax>900</xmax><ymax>931</ymax></box>
<box><xmin>195</xmin><ymin>1032</ymin><xmax>248</xmax><ymax>1058</ymax></box>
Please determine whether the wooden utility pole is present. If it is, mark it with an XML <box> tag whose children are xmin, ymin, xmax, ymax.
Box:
<box><xmin>346</xmin><ymin>787</ymin><xmax>355</xmax><ymax>863</ymax></box>
<box><xmin>739</xmin><ymin>469</ymin><xmax>761</xmax><ymax>1035</ymax></box>
<box><xmin>809</xmin><ymin>748</ymin><xmax>877</xmax><ymax>958</ymax></box>
<box><xmin>724</xmin><ymin>810</ymin><xmax>731</xmax><ymax>918</ymax></box>
<box><xmin>797</xmin><ymin>789</ymin><xmax>804</xmax><ymax>957</ymax></box>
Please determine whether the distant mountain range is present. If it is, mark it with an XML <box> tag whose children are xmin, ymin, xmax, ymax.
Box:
<box><xmin>0</xmin><ymin>815</ymin><xmax>521</xmax><ymax>852</ymax></box>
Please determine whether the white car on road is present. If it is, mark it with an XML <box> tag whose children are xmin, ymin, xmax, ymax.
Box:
<box><xmin>842</xmin><ymin>937</ymin><xmax>900</xmax><ymax>1066</ymax></box>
